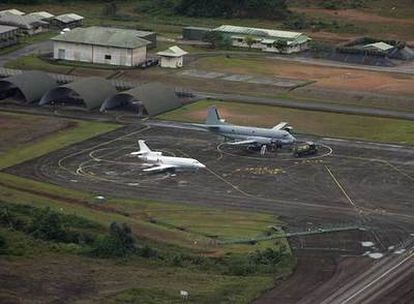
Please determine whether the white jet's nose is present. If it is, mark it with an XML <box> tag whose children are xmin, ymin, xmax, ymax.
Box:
<box><xmin>198</xmin><ymin>162</ymin><xmax>206</xmax><ymax>169</ymax></box>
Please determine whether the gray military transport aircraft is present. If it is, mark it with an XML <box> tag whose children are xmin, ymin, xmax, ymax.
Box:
<box><xmin>197</xmin><ymin>106</ymin><xmax>296</xmax><ymax>154</ymax></box>
<box><xmin>130</xmin><ymin>140</ymin><xmax>206</xmax><ymax>173</ymax></box>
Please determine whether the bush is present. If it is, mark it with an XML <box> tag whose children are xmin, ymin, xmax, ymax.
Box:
<box><xmin>29</xmin><ymin>207</ymin><xmax>67</xmax><ymax>242</ymax></box>
<box><xmin>140</xmin><ymin>245</ymin><xmax>158</xmax><ymax>258</ymax></box>
<box><xmin>0</xmin><ymin>206</ymin><xmax>27</xmax><ymax>230</ymax></box>
<box><xmin>91</xmin><ymin>234</ymin><xmax>125</xmax><ymax>258</ymax></box>
<box><xmin>91</xmin><ymin>222</ymin><xmax>146</xmax><ymax>258</ymax></box>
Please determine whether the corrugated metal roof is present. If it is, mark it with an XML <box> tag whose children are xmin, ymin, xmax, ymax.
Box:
<box><xmin>40</xmin><ymin>77</ymin><xmax>117</xmax><ymax>109</ymax></box>
<box><xmin>0</xmin><ymin>71</ymin><xmax>57</xmax><ymax>103</ymax></box>
<box><xmin>157</xmin><ymin>45</ymin><xmax>188</xmax><ymax>57</ymax></box>
<box><xmin>214</xmin><ymin>25</ymin><xmax>308</xmax><ymax>40</ymax></box>
<box><xmin>0</xmin><ymin>24</ymin><xmax>19</xmax><ymax>34</ymax></box>
<box><xmin>183</xmin><ymin>26</ymin><xmax>212</xmax><ymax>31</ymax></box>
<box><xmin>0</xmin><ymin>12</ymin><xmax>47</xmax><ymax>29</ymax></box>
<box><xmin>54</xmin><ymin>13</ymin><xmax>84</xmax><ymax>23</ymax></box>
<box><xmin>27</xmin><ymin>11</ymin><xmax>55</xmax><ymax>20</ymax></box>
<box><xmin>0</xmin><ymin>9</ymin><xmax>25</xmax><ymax>16</ymax></box>
<box><xmin>362</xmin><ymin>42</ymin><xmax>394</xmax><ymax>51</ymax></box>
<box><xmin>52</xmin><ymin>26</ymin><xmax>150</xmax><ymax>49</ymax></box>
<box><xmin>101</xmin><ymin>83</ymin><xmax>181</xmax><ymax>116</ymax></box>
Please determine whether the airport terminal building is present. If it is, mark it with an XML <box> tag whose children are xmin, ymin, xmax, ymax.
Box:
<box><xmin>51</xmin><ymin>26</ymin><xmax>150</xmax><ymax>66</ymax></box>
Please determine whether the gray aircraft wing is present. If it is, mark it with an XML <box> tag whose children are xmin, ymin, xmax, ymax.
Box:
<box><xmin>227</xmin><ymin>139</ymin><xmax>258</xmax><ymax>145</ymax></box>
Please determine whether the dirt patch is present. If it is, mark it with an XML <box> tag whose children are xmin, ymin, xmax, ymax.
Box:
<box><xmin>194</xmin><ymin>57</ymin><xmax>414</xmax><ymax>97</ymax></box>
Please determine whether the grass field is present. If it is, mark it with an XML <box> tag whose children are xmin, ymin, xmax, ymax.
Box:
<box><xmin>158</xmin><ymin>100</ymin><xmax>414</xmax><ymax>144</ymax></box>
<box><xmin>4</xmin><ymin>54</ymin><xmax>73</xmax><ymax>74</ymax></box>
<box><xmin>0</xmin><ymin>112</ymin><xmax>119</xmax><ymax>169</ymax></box>
<box><xmin>0</xmin><ymin>172</ymin><xmax>286</xmax><ymax>254</ymax></box>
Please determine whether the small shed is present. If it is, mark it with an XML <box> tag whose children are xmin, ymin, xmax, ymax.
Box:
<box><xmin>157</xmin><ymin>46</ymin><xmax>188</xmax><ymax>69</ymax></box>
<box><xmin>53</xmin><ymin>13</ymin><xmax>84</xmax><ymax>29</ymax></box>
<box><xmin>27</xmin><ymin>11</ymin><xmax>55</xmax><ymax>22</ymax></box>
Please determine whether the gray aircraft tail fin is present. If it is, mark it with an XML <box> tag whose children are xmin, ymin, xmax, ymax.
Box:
<box><xmin>206</xmin><ymin>106</ymin><xmax>225</xmax><ymax>125</ymax></box>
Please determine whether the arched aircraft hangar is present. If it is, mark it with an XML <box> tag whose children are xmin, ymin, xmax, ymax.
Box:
<box><xmin>0</xmin><ymin>71</ymin><xmax>57</xmax><ymax>103</ymax></box>
<box><xmin>100</xmin><ymin>83</ymin><xmax>181</xmax><ymax>117</ymax></box>
<box><xmin>39</xmin><ymin>77</ymin><xmax>117</xmax><ymax>110</ymax></box>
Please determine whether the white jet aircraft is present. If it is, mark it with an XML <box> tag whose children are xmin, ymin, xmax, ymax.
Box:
<box><xmin>130</xmin><ymin>140</ymin><xmax>206</xmax><ymax>173</ymax></box>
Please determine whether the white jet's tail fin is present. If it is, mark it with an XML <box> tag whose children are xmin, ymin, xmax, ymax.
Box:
<box><xmin>206</xmin><ymin>106</ymin><xmax>226</xmax><ymax>125</ymax></box>
<box><xmin>138</xmin><ymin>140</ymin><xmax>152</xmax><ymax>153</ymax></box>
<box><xmin>130</xmin><ymin>140</ymin><xmax>152</xmax><ymax>156</ymax></box>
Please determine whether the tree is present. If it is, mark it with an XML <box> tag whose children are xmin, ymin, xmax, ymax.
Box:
<box><xmin>244</xmin><ymin>36</ymin><xmax>255</xmax><ymax>49</ymax></box>
<box><xmin>91</xmin><ymin>222</ymin><xmax>140</xmax><ymax>258</ymax></box>
<box><xmin>203</xmin><ymin>31</ymin><xmax>225</xmax><ymax>49</ymax></box>
<box><xmin>29</xmin><ymin>207</ymin><xmax>66</xmax><ymax>242</ymax></box>
<box><xmin>273</xmin><ymin>40</ymin><xmax>288</xmax><ymax>53</ymax></box>
<box><xmin>102</xmin><ymin>2</ymin><xmax>118</xmax><ymax>17</ymax></box>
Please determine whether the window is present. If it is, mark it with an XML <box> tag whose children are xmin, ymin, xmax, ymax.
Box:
<box><xmin>105</xmin><ymin>54</ymin><xmax>111</xmax><ymax>60</ymax></box>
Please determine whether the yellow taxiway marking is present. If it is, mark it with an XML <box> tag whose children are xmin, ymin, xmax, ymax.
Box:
<box><xmin>325</xmin><ymin>165</ymin><xmax>357</xmax><ymax>208</ymax></box>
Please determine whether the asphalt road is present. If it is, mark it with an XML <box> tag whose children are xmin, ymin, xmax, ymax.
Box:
<box><xmin>0</xmin><ymin>41</ymin><xmax>52</xmax><ymax>68</ymax></box>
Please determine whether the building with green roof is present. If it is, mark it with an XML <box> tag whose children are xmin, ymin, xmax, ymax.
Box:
<box><xmin>213</xmin><ymin>25</ymin><xmax>311</xmax><ymax>54</ymax></box>
<box><xmin>51</xmin><ymin>26</ymin><xmax>151</xmax><ymax>66</ymax></box>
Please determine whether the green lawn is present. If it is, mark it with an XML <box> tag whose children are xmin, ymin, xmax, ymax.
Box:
<box><xmin>0</xmin><ymin>172</ymin><xmax>285</xmax><ymax>254</ymax></box>
<box><xmin>158</xmin><ymin>100</ymin><xmax>414</xmax><ymax>144</ymax></box>
<box><xmin>0</xmin><ymin>112</ymin><xmax>119</xmax><ymax>169</ymax></box>
<box><xmin>4</xmin><ymin>54</ymin><xmax>74</xmax><ymax>74</ymax></box>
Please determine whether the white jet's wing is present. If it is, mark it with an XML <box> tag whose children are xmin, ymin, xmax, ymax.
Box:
<box><xmin>143</xmin><ymin>164</ymin><xmax>176</xmax><ymax>173</ymax></box>
<box><xmin>227</xmin><ymin>139</ymin><xmax>258</xmax><ymax>145</ymax></box>
<box><xmin>272</xmin><ymin>122</ymin><xmax>288</xmax><ymax>130</ymax></box>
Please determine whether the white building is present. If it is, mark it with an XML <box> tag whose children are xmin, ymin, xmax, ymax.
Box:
<box><xmin>157</xmin><ymin>46</ymin><xmax>188</xmax><ymax>68</ymax></box>
<box><xmin>52</xmin><ymin>13</ymin><xmax>84</xmax><ymax>29</ymax></box>
<box><xmin>0</xmin><ymin>25</ymin><xmax>19</xmax><ymax>49</ymax></box>
<box><xmin>26</xmin><ymin>11</ymin><xmax>55</xmax><ymax>22</ymax></box>
<box><xmin>51</xmin><ymin>26</ymin><xmax>150</xmax><ymax>67</ymax></box>
<box><xmin>0</xmin><ymin>12</ymin><xmax>48</xmax><ymax>35</ymax></box>
<box><xmin>362</xmin><ymin>42</ymin><xmax>394</xmax><ymax>52</ymax></box>
<box><xmin>214</xmin><ymin>25</ymin><xmax>311</xmax><ymax>54</ymax></box>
